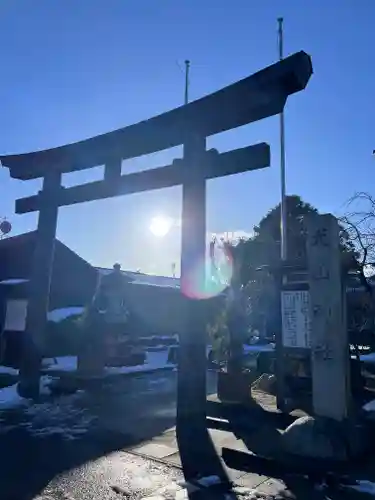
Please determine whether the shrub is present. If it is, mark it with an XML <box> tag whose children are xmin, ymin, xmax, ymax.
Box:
<box><xmin>207</xmin><ymin>308</ymin><xmax>230</xmax><ymax>363</ymax></box>
<box><xmin>44</xmin><ymin>314</ymin><xmax>84</xmax><ymax>357</ymax></box>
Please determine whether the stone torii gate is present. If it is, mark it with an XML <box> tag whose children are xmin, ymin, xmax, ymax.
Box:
<box><xmin>1</xmin><ymin>52</ymin><xmax>312</xmax><ymax>433</ymax></box>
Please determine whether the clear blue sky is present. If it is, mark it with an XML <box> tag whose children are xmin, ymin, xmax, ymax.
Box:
<box><xmin>0</xmin><ymin>0</ymin><xmax>374</xmax><ymax>276</ymax></box>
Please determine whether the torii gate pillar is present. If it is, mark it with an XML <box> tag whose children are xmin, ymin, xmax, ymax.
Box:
<box><xmin>18</xmin><ymin>171</ymin><xmax>61</xmax><ymax>398</ymax></box>
<box><xmin>178</xmin><ymin>134</ymin><xmax>207</xmax><ymax>429</ymax></box>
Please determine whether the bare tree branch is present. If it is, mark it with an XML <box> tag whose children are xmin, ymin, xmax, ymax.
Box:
<box><xmin>340</xmin><ymin>192</ymin><xmax>375</xmax><ymax>277</ymax></box>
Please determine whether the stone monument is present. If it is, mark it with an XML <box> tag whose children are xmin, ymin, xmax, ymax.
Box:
<box><xmin>78</xmin><ymin>263</ymin><xmax>131</xmax><ymax>378</ymax></box>
<box><xmin>281</xmin><ymin>214</ymin><xmax>367</xmax><ymax>461</ymax></box>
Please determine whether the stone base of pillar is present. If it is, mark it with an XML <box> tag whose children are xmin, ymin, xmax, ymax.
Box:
<box><xmin>77</xmin><ymin>319</ymin><xmax>106</xmax><ymax>379</ymax></box>
<box><xmin>17</xmin><ymin>378</ymin><xmax>40</xmax><ymax>400</ymax></box>
<box><xmin>17</xmin><ymin>336</ymin><xmax>42</xmax><ymax>400</ymax></box>
<box><xmin>217</xmin><ymin>371</ymin><xmax>255</xmax><ymax>404</ymax></box>
<box><xmin>77</xmin><ymin>347</ymin><xmax>106</xmax><ymax>379</ymax></box>
<box><xmin>281</xmin><ymin>415</ymin><xmax>370</xmax><ymax>461</ymax></box>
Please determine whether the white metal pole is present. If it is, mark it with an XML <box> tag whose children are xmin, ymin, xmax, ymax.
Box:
<box><xmin>278</xmin><ymin>18</ymin><xmax>287</xmax><ymax>262</ymax></box>
<box><xmin>276</xmin><ymin>17</ymin><xmax>287</xmax><ymax>413</ymax></box>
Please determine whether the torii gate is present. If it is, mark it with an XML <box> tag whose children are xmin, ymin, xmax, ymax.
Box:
<box><xmin>0</xmin><ymin>52</ymin><xmax>312</xmax><ymax>430</ymax></box>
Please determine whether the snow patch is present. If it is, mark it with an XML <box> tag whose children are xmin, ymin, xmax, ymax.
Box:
<box><xmin>140</xmin><ymin>335</ymin><xmax>179</xmax><ymax>342</ymax></box>
<box><xmin>0</xmin><ymin>279</ymin><xmax>28</xmax><ymax>285</ymax></box>
<box><xmin>22</xmin><ymin>391</ymin><xmax>96</xmax><ymax>440</ymax></box>
<box><xmin>112</xmin><ymin>461</ymin><xmax>184</xmax><ymax>499</ymax></box>
<box><xmin>231</xmin><ymin>486</ymin><xmax>258</xmax><ymax>496</ymax></box>
<box><xmin>243</xmin><ymin>343</ymin><xmax>274</xmax><ymax>354</ymax></box>
<box><xmin>177</xmin><ymin>475</ymin><xmax>223</xmax><ymax>492</ymax></box>
<box><xmin>0</xmin><ymin>375</ymin><xmax>54</xmax><ymax>412</ymax></box>
<box><xmin>106</xmin><ymin>350</ymin><xmax>173</xmax><ymax>376</ymax></box>
<box><xmin>44</xmin><ymin>351</ymin><xmax>173</xmax><ymax>377</ymax></box>
<box><xmin>43</xmin><ymin>356</ymin><xmax>77</xmax><ymax>373</ymax></box>
<box><xmin>47</xmin><ymin>307</ymin><xmax>84</xmax><ymax>322</ymax></box>
<box><xmin>196</xmin><ymin>475</ymin><xmax>222</xmax><ymax>487</ymax></box>
<box><xmin>0</xmin><ymin>383</ymin><xmax>26</xmax><ymax>410</ymax></box>
<box><xmin>206</xmin><ymin>343</ymin><xmax>274</xmax><ymax>355</ymax></box>
<box><xmin>95</xmin><ymin>267</ymin><xmax>180</xmax><ymax>288</ymax></box>
<box><xmin>132</xmin><ymin>280</ymin><xmax>180</xmax><ymax>289</ymax></box>
<box><xmin>360</xmin><ymin>352</ymin><xmax>375</xmax><ymax>364</ymax></box>
<box><xmin>40</xmin><ymin>375</ymin><xmax>53</xmax><ymax>396</ymax></box>
<box><xmin>363</xmin><ymin>399</ymin><xmax>375</xmax><ymax>412</ymax></box>
<box><xmin>141</xmin><ymin>496</ymin><xmax>172</xmax><ymax>500</ymax></box>
<box><xmin>343</xmin><ymin>480</ymin><xmax>375</xmax><ymax>496</ymax></box>
<box><xmin>0</xmin><ymin>365</ymin><xmax>18</xmax><ymax>376</ymax></box>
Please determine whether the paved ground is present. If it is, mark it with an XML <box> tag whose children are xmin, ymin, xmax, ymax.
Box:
<box><xmin>0</xmin><ymin>370</ymin><xmax>218</xmax><ymax>499</ymax></box>
<box><xmin>0</xmin><ymin>370</ymin><xmax>371</xmax><ymax>499</ymax></box>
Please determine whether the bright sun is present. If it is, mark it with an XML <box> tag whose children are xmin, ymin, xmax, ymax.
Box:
<box><xmin>149</xmin><ymin>216</ymin><xmax>172</xmax><ymax>237</ymax></box>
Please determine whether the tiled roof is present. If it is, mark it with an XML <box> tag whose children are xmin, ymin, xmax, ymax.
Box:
<box><xmin>95</xmin><ymin>267</ymin><xmax>180</xmax><ymax>289</ymax></box>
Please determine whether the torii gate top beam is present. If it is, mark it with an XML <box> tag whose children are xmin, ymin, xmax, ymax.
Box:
<box><xmin>1</xmin><ymin>51</ymin><xmax>312</xmax><ymax>180</ymax></box>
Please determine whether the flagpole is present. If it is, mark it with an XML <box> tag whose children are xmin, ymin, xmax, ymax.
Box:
<box><xmin>278</xmin><ymin>17</ymin><xmax>287</xmax><ymax>262</ymax></box>
<box><xmin>184</xmin><ymin>60</ymin><xmax>190</xmax><ymax>105</ymax></box>
<box><xmin>276</xmin><ymin>17</ymin><xmax>288</xmax><ymax>413</ymax></box>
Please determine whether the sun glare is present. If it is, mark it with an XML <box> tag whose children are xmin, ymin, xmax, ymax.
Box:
<box><xmin>149</xmin><ymin>216</ymin><xmax>172</xmax><ymax>237</ymax></box>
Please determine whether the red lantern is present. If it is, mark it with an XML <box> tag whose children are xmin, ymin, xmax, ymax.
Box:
<box><xmin>0</xmin><ymin>219</ymin><xmax>12</xmax><ymax>235</ymax></box>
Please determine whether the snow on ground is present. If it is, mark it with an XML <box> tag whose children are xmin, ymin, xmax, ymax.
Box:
<box><xmin>0</xmin><ymin>365</ymin><xmax>18</xmax><ymax>376</ymax></box>
<box><xmin>0</xmin><ymin>383</ymin><xmax>25</xmax><ymax>410</ymax></box>
<box><xmin>243</xmin><ymin>343</ymin><xmax>274</xmax><ymax>353</ymax></box>
<box><xmin>43</xmin><ymin>350</ymin><xmax>173</xmax><ymax>377</ymax></box>
<box><xmin>112</xmin><ymin>466</ymin><xmax>261</xmax><ymax>500</ymax></box>
<box><xmin>47</xmin><ymin>307</ymin><xmax>84</xmax><ymax>322</ymax></box>
<box><xmin>40</xmin><ymin>375</ymin><xmax>53</xmax><ymax>396</ymax></box>
<box><xmin>110</xmin><ymin>463</ymin><xmax>228</xmax><ymax>500</ymax></box>
<box><xmin>146</xmin><ymin>344</ymin><xmax>179</xmax><ymax>350</ymax></box>
<box><xmin>205</xmin><ymin>343</ymin><xmax>275</xmax><ymax>355</ymax></box>
<box><xmin>0</xmin><ymin>381</ymin><xmax>95</xmax><ymax>439</ymax></box>
<box><xmin>178</xmin><ymin>475</ymin><xmax>223</xmax><ymax>491</ymax></box>
<box><xmin>43</xmin><ymin>356</ymin><xmax>77</xmax><ymax>372</ymax></box>
<box><xmin>42</xmin><ymin>345</ymin><xmax>278</xmax><ymax>377</ymax></box>
<box><xmin>0</xmin><ymin>376</ymin><xmax>95</xmax><ymax>439</ymax></box>
<box><xmin>342</xmin><ymin>480</ymin><xmax>375</xmax><ymax>496</ymax></box>
<box><xmin>110</xmin><ymin>458</ymin><xmax>184</xmax><ymax>499</ymax></box>
<box><xmin>105</xmin><ymin>350</ymin><xmax>173</xmax><ymax>376</ymax></box>
<box><xmin>139</xmin><ymin>335</ymin><xmax>179</xmax><ymax>342</ymax></box>
<box><xmin>196</xmin><ymin>475</ymin><xmax>223</xmax><ymax>487</ymax></box>
<box><xmin>360</xmin><ymin>352</ymin><xmax>375</xmax><ymax>363</ymax></box>
<box><xmin>363</xmin><ymin>399</ymin><xmax>375</xmax><ymax>412</ymax></box>
<box><xmin>0</xmin><ymin>375</ymin><xmax>52</xmax><ymax>411</ymax></box>
<box><xmin>20</xmin><ymin>390</ymin><xmax>96</xmax><ymax>440</ymax></box>
<box><xmin>0</xmin><ymin>278</ymin><xmax>28</xmax><ymax>285</ymax></box>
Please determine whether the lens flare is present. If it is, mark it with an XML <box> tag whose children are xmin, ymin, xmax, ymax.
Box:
<box><xmin>181</xmin><ymin>253</ymin><xmax>233</xmax><ymax>299</ymax></box>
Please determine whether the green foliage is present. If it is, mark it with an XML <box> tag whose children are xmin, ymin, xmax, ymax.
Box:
<box><xmin>235</xmin><ymin>195</ymin><xmax>357</xmax><ymax>277</ymax></box>
<box><xmin>228</xmin><ymin>195</ymin><xmax>359</xmax><ymax>334</ymax></box>
<box><xmin>204</xmin><ymin>294</ymin><xmax>228</xmax><ymax>361</ymax></box>
<box><xmin>207</xmin><ymin>307</ymin><xmax>230</xmax><ymax>361</ymax></box>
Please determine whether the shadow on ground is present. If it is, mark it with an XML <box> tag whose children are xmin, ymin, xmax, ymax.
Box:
<box><xmin>2</xmin><ymin>369</ymin><xmax>373</xmax><ymax>500</ymax></box>
<box><xmin>0</xmin><ymin>370</ymin><xmax>218</xmax><ymax>500</ymax></box>
<box><xmin>206</xmin><ymin>398</ymin><xmax>375</xmax><ymax>500</ymax></box>
<box><xmin>177</xmin><ymin>416</ymin><xmax>231</xmax><ymax>485</ymax></box>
